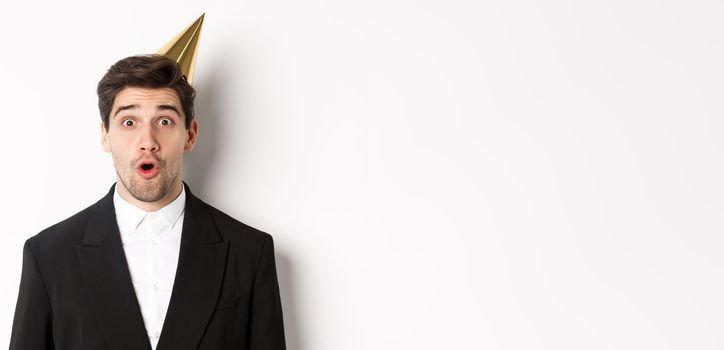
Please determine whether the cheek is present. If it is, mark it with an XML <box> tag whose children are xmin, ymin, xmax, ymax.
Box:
<box><xmin>110</xmin><ymin>151</ymin><xmax>126</xmax><ymax>169</ymax></box>
<box><xmin>160</xmin><ymin>133</ymin><xmax>189</xmax><ymax>154</ymax></box>
<box><xmin>107</xmin><ymin>132</ymin><xmax>132</xmax><ymax>149</ymax></box>
<box><xmin>108</xmin><ymin>138</ymin><xmax>133</xmax><ymax>165</ymax></box>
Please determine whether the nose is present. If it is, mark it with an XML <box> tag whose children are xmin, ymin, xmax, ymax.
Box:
<box><xmin>138</xmin><ymin>124</ymin><xmax>159</xmax><ymax>153</ymax></box>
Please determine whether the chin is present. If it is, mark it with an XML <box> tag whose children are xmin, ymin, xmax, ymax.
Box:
<box><xmin>131</xmin><ymin>188</ymin><xmax>167</xmax><ymax>203</ymax></box>
<box><xmin>120</xmin><ymin>178</ymin><xmax>167</xmax><ymax>203</ymax></box>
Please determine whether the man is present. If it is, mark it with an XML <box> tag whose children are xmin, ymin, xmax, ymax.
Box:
<box><xmin>9</xmin><ymin>55</ymin><xmax>287</xmax><ymax>350</ymax></box>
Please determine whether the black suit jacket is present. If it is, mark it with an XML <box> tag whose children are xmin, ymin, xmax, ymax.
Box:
<box><xmin>10</xmin><ymin>183</ymin><xmax>286</xmax><ymax>350</ymax></box>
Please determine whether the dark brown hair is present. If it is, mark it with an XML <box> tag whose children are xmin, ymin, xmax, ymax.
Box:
<box><xmin>97</xmin><ymin>55</ymin><xmax>196</xmax><ymax>130</ymax></box>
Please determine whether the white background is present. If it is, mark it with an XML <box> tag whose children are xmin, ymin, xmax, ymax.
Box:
<box><xmin>1</xmin><ymin>0</ymin><xmax>723</xmax><ymax>349</ymax></box>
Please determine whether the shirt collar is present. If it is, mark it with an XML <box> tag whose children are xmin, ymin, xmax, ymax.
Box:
<box><xmin>113</xmin><ymin>184</ymin><xmax>186</xmax><ymax>233</ymax></box>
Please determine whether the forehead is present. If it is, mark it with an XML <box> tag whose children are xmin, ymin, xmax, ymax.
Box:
<box><xmin>112</xmin><ymin>87</ymin><xmax>181</xmax><ymax>112</ymax></box>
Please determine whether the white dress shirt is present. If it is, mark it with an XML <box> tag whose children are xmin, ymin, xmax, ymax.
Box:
<box><xmin>113</xmin><ymin>185</ymin><xmax>185</xmax><ymax>350</ymax></box>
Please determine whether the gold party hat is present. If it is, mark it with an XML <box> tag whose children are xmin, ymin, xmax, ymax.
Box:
<box><xmin>157</xmin><ymin>14</ymin><xmax>205</xmax><ymax>84</ymax></box>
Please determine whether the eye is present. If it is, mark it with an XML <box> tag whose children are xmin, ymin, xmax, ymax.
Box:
<box><xmin>159</xmin><ymin>118</ymin><xmax>173</xmax><ymax>126</ymax></box>
<box><xmin>122</xmin><ymin>119</ymin><xmax>135</xmax><ymax>127</ymax></box>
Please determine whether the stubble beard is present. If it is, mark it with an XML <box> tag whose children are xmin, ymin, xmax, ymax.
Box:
<box><xmin>116</xmin><ymin>157</ymin><xmax>179</xmax><ymax>203</ymax></box>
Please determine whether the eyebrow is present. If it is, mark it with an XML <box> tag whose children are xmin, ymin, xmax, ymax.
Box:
<box><xmin>157</xmin><ymin>104</ymin><xmax>182</xmax><ymax>116</ymax></box>
<box><xmin>113</xmin><ymin>104</ymin><xmax>182</xmax><ymax>118</ymax></box>
<box><xmin>113</xmin><ymin>104</ymin><xmax>138</xmax><ymax>118</ymax></box>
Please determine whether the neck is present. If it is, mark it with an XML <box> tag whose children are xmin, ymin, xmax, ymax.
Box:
<box><xmin>115</xmin><ymin>178</ymin><xmax>183</xmax><ymax>212</ymax></box>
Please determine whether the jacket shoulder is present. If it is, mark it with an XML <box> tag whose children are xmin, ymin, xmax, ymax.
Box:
<box><xmin>26</xmin><ymin>198</ymin><xmax>99</xmax><ymax>253</ymax></box>
<box><xmin>203</xmin><ymin>201</ymin><xmax>271</xmax><ymax>244</ymax></box>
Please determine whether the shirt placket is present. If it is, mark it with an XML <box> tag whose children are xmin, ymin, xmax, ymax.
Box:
<box><xmin>144</xmin><ymin>212</ymin><xmax>165</xmax><ymax>348</ymax></box>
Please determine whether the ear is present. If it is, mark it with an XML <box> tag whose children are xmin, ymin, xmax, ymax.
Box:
<box><xmin>101</xmin><ymin>122</ymin><xmax>111</xmax><ymax>153</ymax></box>
<box><xmin>184</xmin><ymin>119</ymin><xmax>199</xmax><ymax>152</ymax></box>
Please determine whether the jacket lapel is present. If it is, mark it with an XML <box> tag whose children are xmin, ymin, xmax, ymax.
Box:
<box><xmin>76</xmin><ymin>184</ymin><xmax>151</xmax><ymax>350</ymax></box>
<box><xmin>76</xmin><ymin>183</ymin><xmax>228</xmax><ymax>350</ymax></box>
<box><xmin>156</xmin><ymin>184</ymin><xmax>229</xmax><ymax>350</ymax></box>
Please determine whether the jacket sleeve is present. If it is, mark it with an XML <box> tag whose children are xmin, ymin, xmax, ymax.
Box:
<box><xmin>9</xmin><ymin>239</ymin><xmax>54</xmax><ymax>350</ymax></box>
<box><xmin>247</xmin><ymin>234</ymin><xmax>286</xmax><ymax>350</ymax></box>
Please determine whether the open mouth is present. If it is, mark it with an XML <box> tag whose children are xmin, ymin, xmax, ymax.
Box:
<box><xmin>136</xmin><ymin>160</ymin><xmax>160</xmax><ymax>178</ymax></box>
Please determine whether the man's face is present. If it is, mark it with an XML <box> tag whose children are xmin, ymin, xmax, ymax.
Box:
<box><xmin>101</xmin><ymin>87</ymin><xmax>198</xmax><ymax>204</ymax></box>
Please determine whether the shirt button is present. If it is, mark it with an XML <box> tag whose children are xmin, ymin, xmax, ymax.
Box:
<box><xmin>153</xmin><ymin>284</ymin><xmax>159</xmax><ymax>292</ymax></box>
<box><xmin>154</xmin><ymin>331</ymin><xmax>161</xmax><ymax>338</ymax></box>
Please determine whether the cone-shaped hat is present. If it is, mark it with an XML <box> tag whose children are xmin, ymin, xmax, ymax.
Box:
<box><xmin>157</xmin><ymin>14</ymin><xmax>205</xmax><ymax>84</ymax></box>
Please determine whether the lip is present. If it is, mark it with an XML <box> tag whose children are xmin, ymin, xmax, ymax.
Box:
<box><xmin>135</xmin><ymin>159</ymin><xmax>160</xmax><ymax>179</ymax></box>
